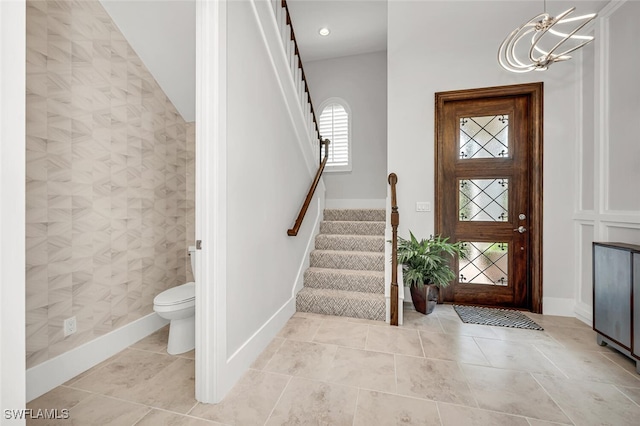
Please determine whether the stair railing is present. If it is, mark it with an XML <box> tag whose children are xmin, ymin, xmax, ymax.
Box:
<box><xmin>272</xmin><ymin>0</ymin><xmax>323</xmax><ymax>164</ymax></box>
<box><xmin>273</xmin><ymin>0</ymin><xmax>330</xmax><ymax>235</ymax></box>
<box><xmin>388</xmin><ymin>173</ymin><xmax>399</xmax><ymax>326</ymax></box>
<box><xmin>288</xmin><ymin>139</ymin><xmax>330</xmax><ymax>236</ymax></box>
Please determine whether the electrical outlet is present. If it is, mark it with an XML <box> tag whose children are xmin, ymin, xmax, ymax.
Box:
<box><xmin>63</xmin><ymin>316</ymin><xmax>77</xmax><ymax>337</ymax></box>
<box><xmin>416</xmin><ymin>202</ymin><xmax>431</xmax><ymax>212</ymax></box>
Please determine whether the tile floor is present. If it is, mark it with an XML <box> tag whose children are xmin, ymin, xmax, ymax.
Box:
<box><xmin>27</xmin><ymin>304</ymin><xmax>640</xmax><ymax>425</ymax></box>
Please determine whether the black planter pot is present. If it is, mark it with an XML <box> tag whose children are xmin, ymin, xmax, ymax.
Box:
<box><xmin>410</xmin><ymin>284</ymin><xmax>439</xmax><ymax>315</ymax></box>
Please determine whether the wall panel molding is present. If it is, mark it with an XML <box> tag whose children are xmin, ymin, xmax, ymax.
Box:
<box><xmin>574</xmin><ymin>0</ymin><xmax>639</xmax><ymax>320</ymax></box>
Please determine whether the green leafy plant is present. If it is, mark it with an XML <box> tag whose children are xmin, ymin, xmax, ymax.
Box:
<box><xmin>397</xmin><ymin>232</ymin><xmax>467</xmax><ymax>289</ymax></box>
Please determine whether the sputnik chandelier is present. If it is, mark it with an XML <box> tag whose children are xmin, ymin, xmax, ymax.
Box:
<box><xmin>498</xmin><ymin>0</ymin><xmax>597</xmax><ymax>73</ymax></box>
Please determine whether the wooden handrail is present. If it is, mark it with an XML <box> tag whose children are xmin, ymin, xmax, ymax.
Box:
<box><xmin>388</xmin><ymin>173</ymin><xmax>399</xmax><ymax>326</ymax></box>
<box><xmin>288</xmin><ymin>140</ymin><xmax>330</xmax><ymax>236</ymax></box>
<box><xmin>281</xmin><ymin>0</ymin><xmax>322</xmax><ymax>145</ymax></box>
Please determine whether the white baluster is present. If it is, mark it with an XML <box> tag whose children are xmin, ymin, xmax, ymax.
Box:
<box><xmin>279</xmin><ymin>8</ymin><xmax>287</xmax><ymax>45</ymax></box>
<box><xmin>276</xmin><ymin>5</ymin><xmax>284</xmax><ymax>31</ymax></box>
<box><xmin>289</xmin><ymin>45</ymin><xmax>296</xmax><ymax>77</ymax></box>
<box><xmin>299</xmin><ymin>80</ymin><xmax>305</xmax><ymax>111</ymax></box>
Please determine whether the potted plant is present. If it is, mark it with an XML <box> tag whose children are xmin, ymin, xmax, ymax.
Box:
<box><xmin>397</xmin><ymin>232</ymin><xmax>466</xmax><ymax>314</ymax></box>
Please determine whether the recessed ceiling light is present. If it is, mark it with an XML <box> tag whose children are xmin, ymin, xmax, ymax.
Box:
<box><xmin>318</xmin><ymin>27</ymin><xmax>330</xmax><ymax>37</ymax></box>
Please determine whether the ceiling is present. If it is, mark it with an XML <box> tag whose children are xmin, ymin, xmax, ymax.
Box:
<box><xmin>100</xmin><ymin>0</ymin><xmax>610</xmax><ymax>123</ymax></box>
<box><xmin>286</xmin><ymin>0</ymin><xmax>388</xmax><ymax>62</ymax></box>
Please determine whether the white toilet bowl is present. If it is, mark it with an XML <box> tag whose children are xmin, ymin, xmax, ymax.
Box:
<box><xmin>153</xmin><ymin>246</ymin><xmax>197</xmax><ymax>355</ymax></box>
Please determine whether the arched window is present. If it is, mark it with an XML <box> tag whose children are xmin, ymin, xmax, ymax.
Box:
<box><xmin>318</xmin><ymin>99</ymin><xmax>351</xmax><ymax>171</ymax></box>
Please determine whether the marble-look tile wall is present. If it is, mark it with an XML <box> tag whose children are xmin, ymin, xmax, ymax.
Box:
<box><xmin>25</xmin><ymin>0</ymin><xmax>195</xmax><ymax>368</ymax></box>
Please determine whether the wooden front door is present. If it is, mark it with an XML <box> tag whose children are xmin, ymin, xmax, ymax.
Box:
<box><xmin>435</xmin><ymin>83</ymin><xmax>543</xmax><ymax>312</ymax></box>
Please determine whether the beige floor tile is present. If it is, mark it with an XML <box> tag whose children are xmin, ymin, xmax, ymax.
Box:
<box><xmin>395</xmin><ymin>354</ymin><xmax>476</xmax><ymax>407</ymax></box>
<box><xmin>250</xmin><ymin>337</ymin><xmax>285</xmax><ymax>370</ymax></box>
<box><xmin>473</xmin><ymin>338</ymin><xmax>565</xmax><ymax>376</ymax></box>
<box><xmin>365</xmin><ymin>325</ymin><xmax>424</xmax><ymax>357</ymax></box>
<box><xmin>534</xmin><ymin>374</ymin><xmax>640</xmax><ymax>426</ymax></box>
<box><xmin>27</xmin><ymin>386</ymin><xmax>92</xmax><ymax>412</ymax></box>
<box><xmin>180</xmin><ymin>349</ymin><xmax>196</xmax><ymax>360</ymax></box>
<box><xmin>401</xmin><ymin>310</ymin><xmax>445</xmax><ymax>333</ymax></box>
<box><xmin>486</xmin><ymin>327</ymin><xmax>562</xmax><ymax>346</ymax></box>
<box><xmin>354</xmin><ymin>390</ymin><xmax>440</xmax><ymax>426</ymax></box>
<box><xmin>130</xmin><ymin>325</ymin><xmax>170</xmax><ymax>354</ymax></box>
<box><xmin>438</xmin><ymin>402</ymin><xmax>530</xmax><ymax>426</ymax></box>
<box><xmin>543</xmin><ymin>325</ymin><xmax>608</xmax><ymax>352</ymax></box>
<box><xmin>439</xmin><ymin>318</ymin><xmax>501</xmax><ymax>339</ymax></box>
<box><xmin>135</xmin><ymin>409</ymin><xmax>223</xmax><ymax>425</ymax></box>
<box><xmin>525</xmin><ymin>420</ymin><xmax>573</xmax><ymax>426</ymax></box>
<box><xmin>326</xmin><ymin>347</ymin><xmax>396</xmax><ymax>393</ymax></box>
<box><xmin>69</xmin><ymin>348</ymin><xmax>175</xmax><ymax>396</ymax></box>
<box><xmin>293</xmin><ymin>311</ymin><xmax>348</xmax><ymax>321</ymax></box>
<box><xmin>312</xmin><ymin>320</ymin><xmax>368</xmax><ymax>349</ymax></box>
<box><xmin>265</xmin><ymin>377</ymin><xmax>358</xmax><ymax>425</ymax></box>
<box><xmin>129</xmin><ymin>357</ymin><xmax>196</xmax><ymax>413</ymax></box>
<box><xmin>347</xmin><ymin>317</ymin><xmax>388</xmax><ymax>326</ymax></box>
<box><xmin>524</xmin><ymin>313</ymin><xmax>589</xmax><ymax>329</ymax></box>
<box><xmin>264</xmin><ymin>339</ymin><xmax>337</xmax><ymax>380</ymax></box>
<box><xmin>432</xmin><ymin>304</ymin><xmax>459</xmax><ymax>318</ymax></box>
<box><xmin>188</xmin><ymin>369</ymin><xmax>289</xmax><ymax>426</ymax></box>
<box><xmin>536</xmin><ymin>346</ymin><xmax>640</xmax><ymax>387</ymax></box>
<box><xmin>277</xmin><ymin>316</ymin><xmax>323</xmax><ymax>341</ymax></box>
<box><xmin>419</xmin><ymin>331</ymin><xmax>490</xmax><ymax>366</ymax></box>
<box><xmin>67</xmin><ymin>394</ymin><xmax>149</xmax><ymax>426</ymax></box>
<box><xmin>601</xmin><ymin>347</ymin><xmax>640</xmax><ymax>376</ymax></box>
<box><xmin>63</xmin><ymin>350</ymin><xmax>124</xmax><ymax>386</ymax></box>
<box><xmin>616</xmin><ymin>385</ymin><xmax>640</xmax><ymax>404</ymax></box>
<box><xmin>461</xmin><ymin>364</ymin><xmax>570</xmax><ymax>423</ymax></box>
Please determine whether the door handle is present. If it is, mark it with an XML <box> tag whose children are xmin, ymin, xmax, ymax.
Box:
<box><xmin>513</xmin><ymin>226</ymin><xmax>527</xmax><ymax>233</ymax></box>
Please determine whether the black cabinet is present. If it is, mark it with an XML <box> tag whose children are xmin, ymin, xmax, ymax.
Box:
<box><xmin>593</xmin><ymin>242</ymin><xmax>640</xmax><ymax>373</ymax></box>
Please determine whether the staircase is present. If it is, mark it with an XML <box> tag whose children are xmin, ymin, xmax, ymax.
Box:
<box><xmin>296</xmin><ymin>209</ymin><xmax>386</xmax><ymax>321</ymax></box>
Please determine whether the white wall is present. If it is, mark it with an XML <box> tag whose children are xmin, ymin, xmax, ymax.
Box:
<box><xmin>200</xmin><ymin>0</ymin><xmax>324</xmax><ymax>402</ymax></box>
<box><xmin>305</xmin><ymin>51</ymin><xmax>388</xmax><ymax>206</ymax></box>
<box><xmin>388</xmin><ymin>0</ymin><xmax>601</xmax><ymax>315</ymax></box>
<box><xmin>574</xmin><ymin>0</ymin><xmax>640</xmax><ymax>323</ymax></box>
<box><xmin>0</xmin><ymin>0</ymin><xmax>26</xmax><ymax>420</ymax></box>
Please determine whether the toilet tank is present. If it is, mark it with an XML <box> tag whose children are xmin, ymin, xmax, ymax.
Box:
<box><xmin>188</xmin><ymin>246</ymin><xmax>197</xmax><ymax>278</ymax></box>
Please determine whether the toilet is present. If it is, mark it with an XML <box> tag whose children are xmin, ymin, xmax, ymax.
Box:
<box><xmin>153</xmin><ymin>246</ymin><xmax>196</xmax><ymax>355</ymax></box>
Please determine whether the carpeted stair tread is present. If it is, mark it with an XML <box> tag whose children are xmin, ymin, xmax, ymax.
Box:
<box><xmin>323</xmin><ymin>209</ymin><xmax>386</xmax><ymax>222</ymax></box>
<box><xmin>309</xmin><ymin>249</ymin><xmax>384</xmax><ymax>271</ymax></box>
<box><xmin>296</xmin><ymin>287</ymin><xmax>385</xmax><ymax>321</ymax></box>
<box><xmin>304</xmin><ymin>267</ymin><xmax>384</xmax><ymax>293</ymax></box>
<box><xmin>320</xmin><ymin>220</ymin><xmax>385</xmax><ymax>236</ymax></box>
<box><xmin>315</xmin><ymin>234</ymin><xmax>384</xmax><ymax>252</ymax></box>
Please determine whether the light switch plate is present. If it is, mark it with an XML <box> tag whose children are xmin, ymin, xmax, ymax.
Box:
<box><xmin>416</xmin><ymin>202</ymin><xmax>431</xmax><ymax>212</ymax></box>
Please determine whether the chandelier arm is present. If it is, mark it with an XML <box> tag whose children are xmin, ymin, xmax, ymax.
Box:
<box><xmin>497</xmin><ymin>5</ymin><xmax>596</xmax><ymax>73</ymax></box>
<box><xmin>541</xmin><ymin>16</ymin><xmax>595</xmax><ymax>60</ymax></box>
<box><xmin>527</xmin><ymin>9</ymin><xmax>574</xmax><ymax>63</ymax></box>
<box><xmin>500</xmin><ymin>27</ymin><xmax>538</xmax><ymax>72</ymax></box>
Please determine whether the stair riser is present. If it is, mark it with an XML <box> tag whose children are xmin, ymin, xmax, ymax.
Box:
<box><xmin>304</xmin><ymin>270</ymin><xmax>384</xmax><ymax>294</ymax></box>
<box><xmin>296</xmin><ymin>293</ymin><xmax>385</xmax><ymax>321</ymax></box>
<box><xmin>315</xmin><ymin>235</ymin><xmax>384</xmax><ymax>253</ymax></box>
<box><xmin>310</xmin><ymin>251</ymin><xmax>384</xmax><ymax>271</ymax></box>
<box><xmin>320</xmin><ymin>221</ymin><xmax>385</xmax><ymax>236</ymax></box>
<box><xmin>324</xmin><ymin>209</ymin><xmax>386</xmax><ymax>222</ymax></box>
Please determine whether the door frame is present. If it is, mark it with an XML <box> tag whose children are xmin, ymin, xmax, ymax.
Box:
<box><xmin>434</xmin><ymin>82</ymin><xmax>543</xmax><ymax>313</ymax></box>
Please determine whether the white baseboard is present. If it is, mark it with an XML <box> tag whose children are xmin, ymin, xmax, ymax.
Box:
<box><xmin>574</xmin><ymin>301</ymin><xmax>593</xmax><ymax>326</ymax></box>
<box><xmin>26</xmin><ymin>313</ymin><xmax>168</xmax><ymax>402</ymax></box>
<box><xmin>325</xmin><ymin>199</ymin><xmax>385</xmax><ymax>209</ymax></box>
<box><xmin>220</xmin><ymin>297</ymin><xmax>295</xmax><ymax>398</ymax></box>
<box><xmin>292</xmin><ymin>195</ymin><xmax>324</xmax><ymax>296</ymax></box>
<box><xmin>542</xmin><ymin>297</ymin><xmax>576</xmax><ymax>317</ymax></box>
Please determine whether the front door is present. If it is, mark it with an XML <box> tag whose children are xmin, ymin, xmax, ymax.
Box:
<box><xmin>435</xmin><ymin>83</ymin><xmax>543</xmax><ymax>311</ymax></box>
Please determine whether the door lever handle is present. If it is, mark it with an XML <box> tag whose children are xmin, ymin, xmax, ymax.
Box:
<box><xmin>513</xmin><ymin>226</ymin><xmax>527</xmax><ymax>233</ymax></box>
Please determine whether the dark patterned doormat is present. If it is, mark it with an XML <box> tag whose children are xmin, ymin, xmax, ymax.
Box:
<box><xmin>453</xmin><ymin>305</ymin><xmax>544</xmax><ymax>330</ymax></box>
